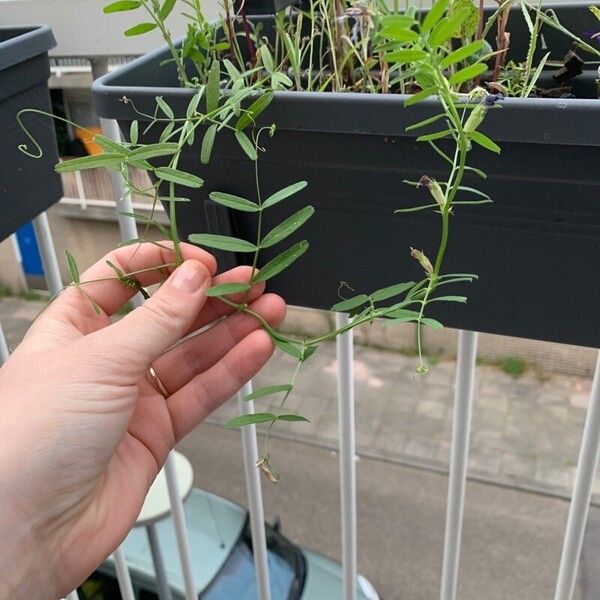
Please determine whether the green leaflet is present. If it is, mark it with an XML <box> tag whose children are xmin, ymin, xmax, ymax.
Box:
<box><xmin>277</xmin><ymin>414</ymin><xmax>310</xmax><ymax>422</ymax></box>
<box><xmin>405</xmin><ymin>113</ymin><xmax>446</xmax><ymax>132</ymax></box>
<box><xmin>271</xmin><ymin>71</ymin><xmax>293</xmax><ymax>89</ymax></box>
<box><xmin>428</xmin><ymin>295</ymin><xmax>467</xmax><ymax>303</ymax></box>
<box><xmin>155</xmin><ymin>167</ymin><xmax>204</xmax><ymax>188</ymax></box>
<box><xmin>124</xmin><ymin>23</ymin><xmax>157</xmax><ymax>36</ymax></box>
<box><xmin>186</xmin><ymin>88</ymin><xmax>204</xmax><ymax>118</ymax></box>
<box><xmin>209</xmin><ymin>191</ymin><xmax>259</xmax><ymax>212</ymax></box>
<box><xmin>260</xmin><ymin>45</ymin><xmax>274</xmax><ymax>72</ymax></box>
<box><xmin>384</xmin><ymin>49</ymin><xmax>428</xmax><ymax>64</ymax></box>
<box><xmin>469</xmin><ymin>131</ymin><xmax>501</xmax><ymax>154</ymax></box>
<box><xmin>449</xmin><ymin>63</ymin><xmax>487</xmax><ymax>88</ymax></box>
<box><xmin>159</xmin><ymin>0</ymin><xmax>177</xmax><ymax>20</ymax></box>
<box><xmin>55</xmin><ymin>153</ymin><xmax>124</xmax><ymax>172</ymax></box>
<box><xmin>155</xmin><ymin>96</ymin><xmax>174</xmax><ymax>119</ymax></box>
<box><xmin>206</xmin><ymin>60</ymin><xmax>221</xmax><ymax>113</ymax></box>
<box><xmin>274</xmin><ymin>337</ymin><xmax>305</xmax><ymax>360</ymax></box>
<box><xmin>260</xmin><ymin>206</ymin><xmax>314</xmax><ymax>248</ymax></box>
<box><xmin>421</xmin><ymin>317</ymin><xmax>444</xmax><ymax>330</ymax></box>
<box><xmin>440</xmin><ymin>40</ymin><xmax>485</xmax><ymax>69</ymax></box>
<box><xmin>235</xmin><ymin>93</ymin><xmax>274</xmax><ymax>131</ymax></box>
<box><xmin>421</xmin><ymin>0</ymin><xmax>450</xmax><ymax>33</ymax></box>
<box><xmin>206</xmin><ymin>282</ymin><xmax>251</xmax><ymax>297</ymax></box>
<box><xmin>65</xmin><ymin>250</ymin><xmax>80</xmax><ymax>284</ymax></box>
<box><xmin>429</xmin><ymin>7</ymin><xmax>471</xmax><ymax>47</ymax></box>
<box><xmin>223</xmin><ymin>59</ymin><xmax>242</xmax><ymax>82</ymax></box>
<box><xmin>283</xmin><ymin>32</ymin><xmax>300</xmax><ymax>70</ymax></box>
<box><xmin>405</xmin><ymin>87</ymin><xmax>436</xmax><ymax>106</ymax></box>
<box><xmin>331</xmin><ymin>294</ymin><xmax>370</xmax><ymax>312</ymax></box>
<box><xmin>159</xmin><ymin>122</ymin><xmax>176</xmax><ymax>144</ymax></box>
<box><xmin>262</xmin><ymin>181</ymin><xmax>308</xmax><ymax>209</ymax></box>
<box><xmin>380</xmin><ymin>26</ymin><xmax>419</xmax><ymax>43</ymax></box>
<box><xmin>243</xmin><ymin>384</ymin><xmax>293</xmax><ymax>401</ymax></box>
<box><xmin>382</xmin><ymin>307</ymin><xmax>421</xmax><ymax>320</ymax></box>
<box><xmin>226</xmin><ymin>413</ymin><xmax>276</xmax><ymax>428</ymax></box>
<box><xmin>93</xmin><ymin>134</ymin><xmax>129</xmax><ymax>155</ymax></box>
<box><xmin>302</xmin><ymin>345</ymin><xmax>318</xmax><ymax>361</ymax></box>
<box><xmin>235</xmin><ymin>130</ymin><xmax>257</xmax><ymax>160</ymax></box>
<box><xmin>200</xmin><ymin>124</ymin><xmax>217</xmax><ymax>164</ymax></box>
<box><xmin>416</xmin><ymin>129</ymin><xmax>454</xmax><ymax>142</ymax></box>
<box><xmin>370</xmin><ymin>282</ymin><xmax>416</xmax><ymax>302</ymax></box>
<box><xmin>464</xmin><ymin>166</ymin><xmax>487</xmax><ymax>179</ymax></box>
<box><xmin>188</xmin><ymin>233</ymin><xmax>257</xmax><ymax>252</ymax></box>
<box><xmin>103</xmin><ymin>0</ymin><xmax>140</xmax><ymax>13</ymax></box>
<box><xmin>448</xmin><ymin>0</ymin><xmax>479</xmax><ymax>38</ymax></box>
<box><xmin>455</xmin><ymin>186</ymin><xmax>490</xmax><ymax>200</ymax></box>
<box><xmin>128</xmin><ymin>143</ymin><xmax>179</xmax><ymax>160</ymax></box>
<box><xmin>252</xmin><ymin>241</ymin><xmax>309</xmax><ymax>283</ymax></box>
<box><xmin>129</xmin><ymin>121</ymin><xmax>139</xmax><ymax>145</ymax></box>
<box><xmin>394</xmin><ymin>203</ymin><xmax>439</xmax><ymax>214</ymax></box>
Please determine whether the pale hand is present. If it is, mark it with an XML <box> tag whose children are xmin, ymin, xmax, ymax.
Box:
<box><xmin>0</xmin><ymin>242</ymin><xmax>285</xmax><ymax>599</ymax></box>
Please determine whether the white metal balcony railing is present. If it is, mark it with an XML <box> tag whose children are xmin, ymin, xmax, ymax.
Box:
<box><xmin>1</xmin><ymin>47</ymin><xmax>600</xmax><ymax>600</ymax></box>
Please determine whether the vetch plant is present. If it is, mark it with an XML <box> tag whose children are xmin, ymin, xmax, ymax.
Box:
<box><xmin>18</xmin><ymin>0</ymin><xmax>599</xmax><ymax>481</ymax></box>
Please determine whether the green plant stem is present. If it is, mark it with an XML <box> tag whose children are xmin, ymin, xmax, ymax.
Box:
<box><xmin>262</xmin><ymin>354</ymin><xmax>304</xmax><ymax>456</ymax></box>
<box><xmin>218</xmin><ymin>292</ymin><xmax>424</xmax><ymax>348</ymax></box>
<box><xmin>141</xmin><ymin>0</ymin><xmax>189</xmax><ymax>86</ymax></box>
<box><xmin>250</xmin><ymin>154</ymin><xmax>263</xmax><ymax>279</ymax></box>
<box><xmin>75</xmin><ymin>262</ymin><xmax>178</xmax><ymax>287</ymax></box>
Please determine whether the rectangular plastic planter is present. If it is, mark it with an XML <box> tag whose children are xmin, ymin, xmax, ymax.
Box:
<box><xmin>92</xmin><ymin>2</ymin><xmax>600</xmax><ymax>348</ymax></box>
<box><xmin>0</xmin><ymin>25</ymin><xmax>63</xmax><ymax>242</ymax></box>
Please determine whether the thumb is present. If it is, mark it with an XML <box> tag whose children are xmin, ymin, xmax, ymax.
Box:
<box><xmin>96</xmin><ymin>259</ymin><xmax>211</xmax><ymax>373</ymax></box>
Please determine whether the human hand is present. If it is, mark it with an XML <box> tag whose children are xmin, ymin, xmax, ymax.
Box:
<box><xmin>0</xmin><ymin>241</ymin><xmax>285</xmax><ymax>599</ymax></box>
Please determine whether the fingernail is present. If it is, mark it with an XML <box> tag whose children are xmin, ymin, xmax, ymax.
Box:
<box><xmin>170</xmin><ymin>260</ymin><xmax>207</xmax><ymax>293</ymax></box>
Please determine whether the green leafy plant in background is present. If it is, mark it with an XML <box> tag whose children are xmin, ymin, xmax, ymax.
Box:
<box><xmin>501</xmin><ymin>356</ymin><xmax>526</xmax><ymax>378</ymax></box>
<box><xmin>18</xmin><ymin>0</ymin><xmax>600</xmax><ymax>481</ymax></box>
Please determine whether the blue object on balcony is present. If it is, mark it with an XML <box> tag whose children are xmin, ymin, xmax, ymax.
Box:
<box><xmin>16</xmin><ymin>222</ymin><xmax>44</xmax><ymax>276</ymax></box>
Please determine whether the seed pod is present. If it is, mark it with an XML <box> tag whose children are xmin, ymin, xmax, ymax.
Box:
<box><xmin>418</xmin><ymin>175</ymin><xmax>446</xmax><ymax>208</ymax></box>
<box><xmin>256</xmin><ymin>454</ymin><xmax>279</xmax><ymax>483</ymax></box>
<box><xmin>463</xmin><ymin>104</ymin><xmax>486</xmax><ymax>134</ymax></box>
<box><xmin>410</xmin><ymin>247</ymin><xmax>433</xmax><ymax>276</ymax></box>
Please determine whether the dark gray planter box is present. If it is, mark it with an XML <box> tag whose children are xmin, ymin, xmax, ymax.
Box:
<box><xmin>0</xmin><ymin>25</ymin><xmax>63</xmax><ymax>242</ymax></box>
<box><xmin>92</xmin><ymin>2</ymin><xmax>600</xmax><ymax>347</ymax></box>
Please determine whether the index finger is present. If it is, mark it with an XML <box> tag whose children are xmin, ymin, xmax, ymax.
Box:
<box><xmin>60</xmin><ymin>241</ymin><xmax>217</xmax><ymax>317</ymax></box>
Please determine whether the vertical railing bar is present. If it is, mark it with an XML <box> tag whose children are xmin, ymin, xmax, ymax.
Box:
<box><xmin>146</xmin><ymin>523</ymin><xmax>173</xmax><ymax>600</ymax></box>
<box><xmin>112</xmin><ymin>546</ymin><xmax>136</xmax><ymax>600</ymax></box>
<box><xmin>90</xmin><ymin>57</ymin><xmax>142</xmax><ymax>309</ymax></box>
<box><xmin>335</xmin><ymin>312</ymin><xmax>358</xmax><ymax>600</ymax></box>
<box><xmin>164</xmin><ymin>453</ymin><xmax>197</xmax><ymax>600</ymax></box>
<box><xmin>74</xmin><ymin>170</ymin><xmax>87</xmax><ymax>209</ymax></box>
<box><xmin>0</xmin><ymin>323</ymin><xmax>9</xmax><ymax>366</ymax></box>
<box><xmin>32</xmin><ymin>212</ymin><xmax>63</xmax><ymax>296</ymax></box>
<box><xmin>9</xmin><ymin>234</ymin><xmax>28</xmax><ymax>291</ymax></box>
<box><xmin>98</xmin><ymin>117</ymin><xmax>140</xmax><ymax>243</ymax></box>
<box><xmin>554</xmin><ymin>350</ymin><xmax>600</xmax><ymax>600</ymax></box>
<box><xmin>237</xmin><ymin>382</ymin><xmax>272</xmax><ymax>600</ymax></box>
<box><xmin>440</xmin><ymin>329</ymin><xmax>478</xmax><ymax>600</ymax></box>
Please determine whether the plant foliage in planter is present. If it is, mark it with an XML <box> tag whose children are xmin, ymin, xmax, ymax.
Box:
<box><xmin>19</xmin><ymin>0</ymin><xmax>600</xmax><ymax>478</ymax></box>
<box><xmin>1</xmin><ymin>25</ymin><xmax>62</xmax><ymax>241</ymax></box>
